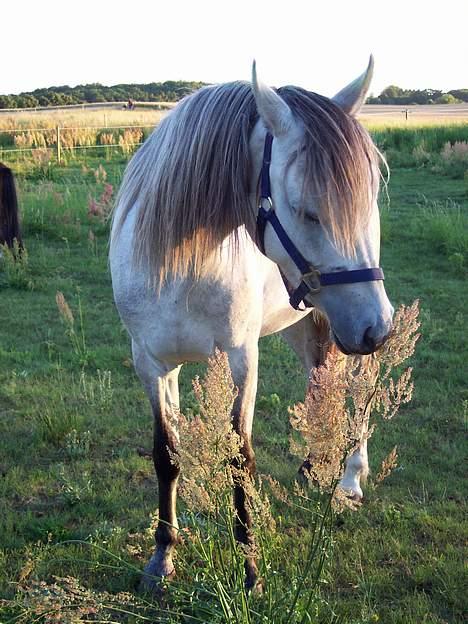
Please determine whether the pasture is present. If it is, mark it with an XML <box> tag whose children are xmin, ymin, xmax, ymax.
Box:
<box><xmin>0</xmin><ymin>111</ymin><xmax>467</xmax><ymax>623</ymax></box>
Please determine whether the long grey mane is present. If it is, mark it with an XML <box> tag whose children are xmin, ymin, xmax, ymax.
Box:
<box><xmin>113</xmin><ymin>82</ymin><xmax>258</xmax><ymax>283</ymax></box>
<box><xmin>113</xmin><ymin>81</ymin><xmax>379</xmax><ymax>283</ymax></box>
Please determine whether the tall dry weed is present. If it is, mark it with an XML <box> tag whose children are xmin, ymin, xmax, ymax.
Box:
<box><xmin>88</xmin><ymin>183</ymin><xmax>114</xmax><ymax>223</ymax></box>
<box><xmin>290</xmin><ymin>300</ymin><xmax>420</xmax><ymax>510</ymax></box>
<box><xmin>118</xmin><ymin>128</ymin><xmax>143</xmax><ymax>154</ymax></box>
<box><xmin>55</xmin><ymin>290</ymin><xmax>91</xmax><ymax>367</ymax></box>
<box><xmin>172</xmin><ymin>349</ymin><xmax>242</xmax><ymax>513</ymax></box>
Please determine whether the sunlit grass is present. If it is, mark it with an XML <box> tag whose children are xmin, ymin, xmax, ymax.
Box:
<box><xmin>0</xmin><ymin>107</ymin><xmax>169</xmax><ymax>130</ymax></box>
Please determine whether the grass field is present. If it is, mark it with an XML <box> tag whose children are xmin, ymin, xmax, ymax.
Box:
<box><xmin>0</xmin><ymin>116</ymin><xmax>467</xmax><ymax>622</ymax></box>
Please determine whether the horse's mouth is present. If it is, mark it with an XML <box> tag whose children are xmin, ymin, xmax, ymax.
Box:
<box><xmin>332</xmin><ymin>332</ymin><xmax>352</xmax><ymax>355</ymax></box>
<box><xmin>332</xmin><ymin>331</ymin><xmax>385</xmax><ymax>356</ymax></box>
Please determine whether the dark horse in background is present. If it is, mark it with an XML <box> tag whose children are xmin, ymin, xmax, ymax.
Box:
<box><xmin>0</xmin><ymin>163</ymin><xmax>22</xmax><ymax>249</ymax></box>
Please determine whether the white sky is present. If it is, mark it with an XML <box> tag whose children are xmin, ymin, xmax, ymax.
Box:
<box><xmin>3</xmin><ymin>0</ymin><xmax>467</xmax><ymax>97</ymax></box>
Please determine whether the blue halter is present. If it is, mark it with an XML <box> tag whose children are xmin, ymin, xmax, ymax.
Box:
<box><xmin>256</xmin><ymin>133</ymin><xmax>385</xmax><ymax>310</ymax></box>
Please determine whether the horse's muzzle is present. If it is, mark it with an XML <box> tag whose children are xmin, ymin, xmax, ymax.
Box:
<box><xmin>333</xmin><ymin>325</ymin><xmax>392</xmax><ymax>356</ymax></box>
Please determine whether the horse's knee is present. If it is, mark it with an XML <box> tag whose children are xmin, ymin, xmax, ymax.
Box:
<box><xmin>152</xmin><ymin>440</ymin><xmax>179</xmax><ymax>481</ymax></box>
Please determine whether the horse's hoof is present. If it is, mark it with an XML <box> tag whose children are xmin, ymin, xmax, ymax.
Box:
<box><xmin>138</xmin><ymin>552</ymin><xmax>176</xmax><ymax>596</ymax></box>
<box><xmin>248</xmin><ymin>577</ymin><xmax>264</xmax><ymax>595</ymax></box>
<box><xmin>138</xmin><ymin>568</ymin><xmax>176</xmax><ymax>596</ymax></box>
<box><xmin>245</xmin><ymin>563</ymin><xmax>263</xmax><ymax>595</ymax></box>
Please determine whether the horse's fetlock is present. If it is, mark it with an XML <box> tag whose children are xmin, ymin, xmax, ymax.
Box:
<box><xmin>155</xmin><ymin>524</ymin><xmax>179</xmax><ymax>548</ymax></box>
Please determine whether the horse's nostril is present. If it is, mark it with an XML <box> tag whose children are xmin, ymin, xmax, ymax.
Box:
<box><xmin>363</xmin><ymin>326</ymin><xmax>392</xmax><ymax>353</ymax></box>
<box><xmin>363</xmin><ymin>326</ymin><xmax>377</xmax><ymax>352</ymax></box>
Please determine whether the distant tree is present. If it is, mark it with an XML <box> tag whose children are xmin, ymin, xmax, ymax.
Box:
<box><xmin>366</xmin><ymin>85</ymin><xmax>467</xmax><ymax>105</ymax></box>
<box><xmin>435</xmin><ymin>93</ymin><xmax>462</xmax><ymax>104</ymax></box>
<box><xmin>15</xmin><ymin>95</ymin><xmax>39</xmax><ymax>108</ymax></box>
<box><xmin>448</xmin><ymin>89</ymin><xmax>468</xmax><ymax>102</ymax></box>
<box><xmin>0</xmin><ymin>95</ymin><xmax>16</xmax><ymax>108</ymax></box>
<box><xmin>379</xmin><ymin>85</ymin><xmax>406</xmax><ymax>101</ymax></box>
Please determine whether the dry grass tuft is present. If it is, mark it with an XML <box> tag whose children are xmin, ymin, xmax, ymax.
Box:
<box><xmin>375</xmin><ymin>446</ymin><xmax>399</xmax><ymax>484</ymax></box>
<box><xmin>290</xmin><ymin>301</ymin><xmax>420</xmax><ymax>510</ymax></box>
<box><xmin>171</xmin><ymin>349</ymin><xmax>242</xmax><ymax>513</ymax></box>
<box><xmin>10</xmin><ymin>575</ymin><xmax>140</xmax><ymax>623</ymax></box>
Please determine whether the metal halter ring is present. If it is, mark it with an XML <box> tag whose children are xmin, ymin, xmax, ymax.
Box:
<box><xmin>301</xmin><ymin>267</ymin><xmax>322</xmax><ymax>294</ymax></box>
<box><xmin>258</xmin><ymin>196</ymin><xmax>273</xmax><ymax>211</ymax></box>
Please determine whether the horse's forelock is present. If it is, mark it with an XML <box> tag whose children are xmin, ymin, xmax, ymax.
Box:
<box><xmin>278</xmin><ymin>86</ymin><xmax>381</xmax><ymax>255</ymax></box>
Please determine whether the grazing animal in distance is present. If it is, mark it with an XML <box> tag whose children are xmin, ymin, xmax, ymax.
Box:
<box><xmin>110</xmin><ymin>57</ymin><xmax>394</xmax><ymax>591</ymax></box>
<box><xmin>0</xmin><ymin>163</ymin><xmax>22</xmax><ymax>250</ymax></box>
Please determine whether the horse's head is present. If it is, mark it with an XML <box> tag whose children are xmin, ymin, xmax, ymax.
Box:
<box><xmin>252</xmin><ymin>58</ymin><xmax>393</xmax><ymax>355</ymax></box>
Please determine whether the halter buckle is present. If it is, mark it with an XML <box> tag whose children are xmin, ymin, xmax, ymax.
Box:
<box><xmin>302</xmin><ymin>267</ymin><xmax>322</xmax><ymax>294</ymax></box>
<box><xmin>258</xmin><ymin>196</ymin><xmax>273</xmax><ymax>211</ymax></box>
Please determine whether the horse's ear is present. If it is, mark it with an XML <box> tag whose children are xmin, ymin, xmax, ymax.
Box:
<box><xmin>332</xmin><ymin>55</ymin><xmax>374</xmax><ymax>116</ymax></box>
<box><xmin>252</xmin><ymin>60</ymin><xmax>294</xmax><ymax>137</ymax></box>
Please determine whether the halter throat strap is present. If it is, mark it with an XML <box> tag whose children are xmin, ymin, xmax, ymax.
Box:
<box><xmin>256</xmin><ymin>132</ymin><xmax>384</xmax><ymax>310</ymax></box>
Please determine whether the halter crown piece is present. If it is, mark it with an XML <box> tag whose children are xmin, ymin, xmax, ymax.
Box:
<box><xmin>256</xmin><ymin>133</ymin><xmax>385</xmax><ymax>310</ymax></box>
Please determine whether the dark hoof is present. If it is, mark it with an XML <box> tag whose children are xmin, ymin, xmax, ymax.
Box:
<box><xmin>139</xmin><ymin>570</ymin><xmax>175</xmax><ymax>597</ymax></box>
<box><xmin>297</xmin><ymin>460</ymin><xmax>319</xmax><ymax>488</ymax></box>
<box><xmin>138</xmin><ymin>552</ymin><xmax>176</xmax><ymax>596</ymax></box>
<box><xmin>246</xmin><ymin>577</ymin><xmax>264</xmax><ymax>595</ymax></box>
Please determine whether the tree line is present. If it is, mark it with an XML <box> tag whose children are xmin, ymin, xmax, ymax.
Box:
<box><xmin>0</xmin><ymin>81</ymin><xmax>206</xmax><ymax>109</ymax></box>
<box><xmin>0</xmin><ymin>81</ymin><xmax>467</xmax><ymax>109</ymax></box>
<box><xmin>367</xmin><ymin>86</ymin><xmax>468</xmax><ymax>105</ymax></box>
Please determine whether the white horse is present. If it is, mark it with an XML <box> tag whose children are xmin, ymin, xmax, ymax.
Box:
<box><xmin>110</xmin><ymin>58</ymin><xmax>394</xmax><ymax>590</ymax></box>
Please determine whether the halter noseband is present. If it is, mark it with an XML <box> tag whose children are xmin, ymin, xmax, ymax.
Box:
<box><xmin>256</xmin><ymin>132</ymin><xmax>385</xmax><ymax>311</ymax></box>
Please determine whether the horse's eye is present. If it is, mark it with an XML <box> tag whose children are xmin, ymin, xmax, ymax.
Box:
<box><xmin>292</xmin><ymin>206</ymin><xmax>320</xmax><ymax>224</ymax></box>
<box><xmin>304</xmin><ymin>212</ymin><xmax>320</xmax><ymax>224</ymax></box>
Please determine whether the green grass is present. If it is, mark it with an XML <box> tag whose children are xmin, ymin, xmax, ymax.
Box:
<box><xmin>370</xmin><ymin>123</ymin><xmax>468</xmax><ymax>179</ymax></box>
<box><xmin>371</xmin><ymin>123</ymin><xmax>468</xmax><ymax>154</ymax></box>
<box><xmin>0</xmin><ymin>146</ymin><xmax>467</xmax><ymax>622</ymax></box>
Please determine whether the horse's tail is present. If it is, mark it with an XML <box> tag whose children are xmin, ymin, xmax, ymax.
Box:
<box><xmin>0</xmin><ymin>163</ymin><xmax>22</xmax><ymax>248</ymax></box>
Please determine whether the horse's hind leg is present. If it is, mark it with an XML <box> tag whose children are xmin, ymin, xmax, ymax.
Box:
<box><xmin>132</xmin><ymin>342</ymin><xmax>181</xmax><ymax>592</ymax></box>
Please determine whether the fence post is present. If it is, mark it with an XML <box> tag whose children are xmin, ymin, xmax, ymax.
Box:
<box><xmin>56</xmin><ymin>126</ymin><xmax>61</xmax><ymax>163</ymax></box>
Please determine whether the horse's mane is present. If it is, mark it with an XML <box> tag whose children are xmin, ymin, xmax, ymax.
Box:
<box><xmin>113</xmin><ymin>81</ymin><xmax>380</xmax><ymax>284</ymax></box>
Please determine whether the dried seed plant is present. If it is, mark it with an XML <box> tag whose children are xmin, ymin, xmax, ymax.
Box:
<box><xmin>171</xmin><ymin>349</ymin><xmax>243</xmax><ymax>514</ymax></box>
<box><xmin>88</xmin><ymin>183</ymin><xmax>114</xmax><ymax>223</ymax></box>
<box><xmin>375</xmin><ymin>446</ymin><xmax>398</xmax><ymax>484</ymax></box>
<box><xmin>55</xmin><ymin>290</ymin><xmax>91</xmax><ymax>367</ymax></box>
<box><xmin>8</xmin><ymin>576</ymin><xmax>141</xmax><ymax>624</ymax></box>
<box><xmin>290</xmin><ymin>300</ymin><xmax>420</xmax><ymax>510</ymax></box>
<box><xmin>0</xmin><ymin>239</ymin><xmax>31</xmax><ymax>289</ymax></box>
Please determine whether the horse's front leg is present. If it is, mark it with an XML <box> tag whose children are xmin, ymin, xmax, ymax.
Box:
<box><xmin>228</xmin><ymin>343</ymin><xmax>260</xmax><ymax>590</ymax></box>
<box><xmin>132</xmin><ymin>342</ymin><xmax>181</xmax><ymax>592</ymax></box>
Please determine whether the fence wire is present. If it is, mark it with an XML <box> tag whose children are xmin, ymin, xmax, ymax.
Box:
<box><xmin>0</xmin><ymin>124</ymin><xmax>155</xmax><ymax>161</ymax></box>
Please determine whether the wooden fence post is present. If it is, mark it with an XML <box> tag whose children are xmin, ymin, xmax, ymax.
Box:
<box><xmin>56</xmin><ymin>126</ymin><xmax>61</xmax><ymax>163</ymax></box>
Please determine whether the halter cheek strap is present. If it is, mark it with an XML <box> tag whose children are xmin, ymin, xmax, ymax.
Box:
<box><xmin>256</xmin><ymin>132</ymin><xmax>385</xmax><ymax>311</ymax></box>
